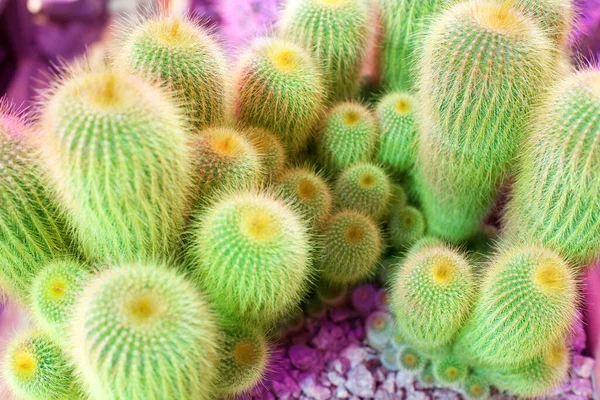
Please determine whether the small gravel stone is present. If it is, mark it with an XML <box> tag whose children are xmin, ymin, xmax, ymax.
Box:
<box><xmin>329</xmin><ymin>357</ymin><xmax>351</xmax><ymax>375</ymax></box>
<box><xmin>546</xmin><ymin>380</ymin><xmax>570</xmax><ymax>396</ymax></box>
<box><xmin>432</xmin><ymin>389</ymin><xmax>461</xmax><ymax>399</ymax></box>
<box><xmin>407</xmin><ymin>391</ymin><xmax>430</xmax><ymax>400</ymax></box>
<box><xmin>572</xmin><ymin>355</ymin><xmax>595</xmax><ymax>378</ymax></box>
<box><xmin>327</xmin><ymin>370</ymin><xmax>345</xmax><ymax>387</ymax></box>
<box><xmin>341</xmin><ymin>343</ymin><xmax>368</xmax><ymax>367</ymax></box>
<box><xmin>330</xmin><ymin>306</ymin><xmax>355</xmax><ymax>323</ymax></box>
<box><xmin>396</xmin><ymin>370</ymin><xmax>415</xmax><ymax>388</ymax></box>
<box><xmin>289</xmin><ymin>344</ymin><xmax>319</xmax><ymax>371</ymax></box>
<box><xmin>571</xmin><ymin>376</ymin><xmax>594</xmax><ymax>397</ymax></box>
<box><xmin>335</xmin><ymin>385</ymin><xmax>351</xmax><ymax>398</ymax></box>
<box><xmin>298</xmin><ymin>372</ymin><xmax>332</xmax><ymax>400</ymax></box>
<box><xmin>346</xmin><ymin>364</ymin><xmax>376</xmax><ymax>398</ymax></box>
<box><xmin>271</xmin><ymin>373</ymin><xmax>301</xmax><ymax>399</ymax></box>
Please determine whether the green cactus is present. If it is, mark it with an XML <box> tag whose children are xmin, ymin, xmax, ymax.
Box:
<box><xmin>480</xmin><ymin>340</ymin><xmax>570</xmax><ymax>397</ymax></box>
<box><xmin>233</xmin><ymin>36</ymin><xmax>326</xmax><ymax>151</ymax></box>
<box><xmin>187</xmin><ymin>190</ymin><xmax>312</xmax><ymax>326</ymax></box>
<box><xmin>0</xmin><ymin>104</ymin><xmax>69</xmax><ymax>303</ymax></box>
<box><xmin>513</xmin><ymin>0</ymin><xmax>574</xmax><ymax>48</ymax></box>
<box><xmin>113</xmin><ymin>14</ymin><xmax>228</xmax><ymax>129</ymax></box>
<box><xmin>192</xmin><ymin>127</ymin><xmax>262</xmax><ymax>197</ymax></box>
<box><xmin>377</xmin><ymin>0</ymin><xmax>447</xmax><ymax>90</ymax></box>
<box><xmin>30</xmin><ymin>259</ymin><xmax>90</xmax><ymax>341</ymax></box>
<box><xmin>318</xmin><ymin>210</ymin><xmax>383</xmax><ymax>285</ymax></box>
<box><xmin>390</xmin><ymin>241</ymin><xmax>475</xmax><ymax>353</ymax></box>
<box><xmin>391</xmin><ymin>184</ymin><xmax>408</xmax><ymax>209</ymax></box>
<box><xmin>433</xmin><ymin>354</ymin><xmax>468</xmax><ymax>386</ymax></box>
<box><xmin>4</xmin><ymin>330</ymin><xmax>81</xmax><ymax>400</ymax></box>
<box><xmin>399</xmin><ymin>347</ymin><xmax>425</xmax><ymax>372</ymax></box>
<box><xmin>420</xmin><ymin>362</ymin><xmax>436</xmax><ymax>387</ymax></box>
<box><xmin>71</xmin><ymin>263</ymin><xmax>218</xmax><ymax>400</ymax></box>
<box><xmin>334</xmin><ymin>162</ymin><xmax>392</xmax><ymax>220</ymax></box>
<box><xmin>215</xmin><ymin>321</ymin><xmax>270</xmax><ymax>397</ymax></box>
<box><xmin>275</xmin><ymin>167</ymin><xmax>332</xmax><ymax>231</ymax></box>
<box><xmin>317</xmin><ymin>102</ymin><xmax>378</xmax><ymax>172</ymax></box>
<box><xmin>503</xmin><ymin>68</ymin><xmax>600</xmax><ymax>265</ymax></box>
<box><xmin>414</xmin><ymin>0</ymin><xmax>555</xmax><ymax>242</ymax></box>
<box><xmin>38</xmin><ymin>65</ymin><xmax>192</xmax><ymax>264</ymax></box>
<box><xmin>455</xmin><ymin>245</ymin><xmax>577</xmax><ymax>366</ymax></box>
<box><xmin>388</xmin><ymin>205</ymin><xmax>426</xmax><ymax>251</ymax></box>
<box><xmin>375</xmin><ymin>92</ymin><xmax>419</xmax><ymax>175</ymax></box>
<box><xmin>461</xmin><ymin>372</ymin><xmax>490</xmax><ymax>400</ymax></box>
<box><xmin>245</xmin><ymin>127</ymin><xmax>287</xmax><ymax>183</ymax></box>
<box><xmin>315</xmin><ymin>280</ymin><xmax>348</xmax><ymax>306</ymax></box>
<box><xmin>279</xmin><ymin>0</ymin><xmax>370</xmax><ymax>100</ymax></box>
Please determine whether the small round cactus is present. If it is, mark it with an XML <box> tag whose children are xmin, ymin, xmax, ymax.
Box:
<box><xmin>71</xmin><ymin>263</ymin><xmax>219</xmax><ymax>400</ymax></box>
<box><xmin>414</xmin><ymin>0</ymin><xmax>556</xmax><ymax>242</ymax></box>
<box><xmin>38</xmin><ymin>64</ymin><xmax>193</xmax><ymax>264</ymax></box>
<box><xmin>317</xmin><ymin>102</ymin><xmax>378</xmax><ymax>172</ymax></box>
<box><xmin>275</xmin><ymin>167</ymin><xmax>332</xmax><ymax>231</ymax></box>
<box><xmin>455</xmin><ymin>245</ymin><xmax>577</xmax><ymax>366</ymax></box>
<box><xmin>315</xmin><ymin>280</ymin><xmax>348</xmax><ymax>306</ymax></box>
<box><xmin>365</xmin><ymin>311</ymin><xmax>394</xmax><ymax>350</ymax></box>
<box><xmin>191</xmin><ymin>127</ymin><xmax>262</xmax><ymax>197</ymax></box>
<box><xmin>244</xmin><ymin>127</ymin><xmax>287</xmax><ymax>183</ymax></box>
<box><xmin>480</xmin><ymin>340</ymin><xmax>570</xmax><ymax>397</ymax></box>
<box><xmin>0</xmin><ymin>103</ymin><xmax>69</xmax><ymax>303</ymax></box>
<box><xmin>215</xmin><ymin>322</ymin><xmax>270</xmax><ymax>397</ymax></box>
<box><xmin>279</xmin><ymin>0</ymin><xmax>370</xmax><ymax>100</ymax></box>
<box><xmin>334</xmin><ymin>163</ymin><xmax>392</xmax><ymax>220</ymax></box>
<box><xmin>391</xmin><ymin>241</ymin><xmax>475</xmax><ymax>352</ymax></box>
<box><xmin>233</xmin><ymin>36</ymin><xmax>326</xmax><ymax>151</ymax></box>
<box><xmin>420</xmin><ymin>362</ymin><xmax>436</xmax><ymax>387</ymax></box>
<box><xmin>380</xmin><ymin>347</ymin><xmax>401</xmax><ymax>371</ymax></box>
<box><xmin>399</xmin><ymin>347</ymin><xmax>425</xmax><ymax>372</ymax></box>
<box><xmin>388</xmin><ymin>205</ymin><xmax>426</xmax><ymax>251</ymax></box>
<box><xmin>113</xmin><ymin>14</ymin><xmax>228</xmax><ymax>129</ymax></box>
<box><xmin>391</xmin><ymin>184</ymin><xmax>408</xmax><ymax>209</ymax></box>
<box><xmin>187</xmin><ymin>190</ymin><xmax>312</xmax><ymax>326</ymax></box>
<box><xmin>433</xmin><ymin>354</ymin><xmax>468</xmax><ymax>386</ymax></box>
<box><xmin>4</xmin><ymin>330</ymin><xmax>80</xmax><ymax>400</ymax></box>
<box><xmin>30</xmin><ymin>259</ymin><xmax>90</xmax><ymax>341</ymax></box>
<box><xmin>462</xmin><ymin>372</ymin><xmax>490</xmax><ymax>400</ymax></box>
<box><xmin>318</xmin><ymin>210</ymin><xmax>383</xmax><ymax>285</ymax></box>
<box><xmin>376</xmin><ymin>92</ymin><xmax>419</xmax><ymax>175</ymax></box>
<box><xmin>503</xmin><ymin>68</ymin><xmax>600</xmax><ymax>265</ymax></box>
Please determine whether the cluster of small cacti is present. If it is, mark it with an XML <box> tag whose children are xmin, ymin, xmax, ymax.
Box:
<box><xmin>0</xmin><ymin>0</ymin><xmax>596</xmax><ymax>398</ymax></box>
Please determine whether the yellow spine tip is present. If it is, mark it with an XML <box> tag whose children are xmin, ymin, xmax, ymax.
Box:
<box><xmin>343</xmin><ymin>110</ymin><xmax>360</xmax><ymax>126</ymax></box>
<box><xmin>270</xmin><ymin>49</ymin><xmax>300</xmax><ymax>73</ymax></box>
<box><xmin>395</xmin><ymin>98</ymin><xmax>412</xmax><ymax>115</ymax></box>
<box><xmin>241</xmin><ymin>208</ymin><xmax>277</xmax><ymax>241</ymax></box>
<box><xmin>297</xmin><ymin>179</ymin><xmax>317</xmax><ymax>200</ymax></box>
<box><xmin>12</xmin><ymin>350</ymin><xmax>36</xmax><ymax>380</ymax></box>
<box><xmin>359</xmin><ymin>173</ymin><xmax>376</xmax><ymax>188</ymax></box>
<box><xmin>344</xmin><ymin>223</ymin><xmax>365</xmax><ymax>242</ymax></box>
<box><xmin>430</xmin><ymin>256</ymin><xmax>457</xmax><ymax>284</ymax></box>
<box><xmin>534</xmin><ymin>260</ymin><xmax>567</xmax><ymax>294</ymax></box>
<box><xmin>126</xmin><ymin>294</ymin><xmax>163</xmax><ymax>324</ymax></box>
<box><xmin>233</xmin><ymin>340</ymin><xmax>258</xmax><ymax>367</ymax></box>
<box><xmin>48</xmin><ymin>279</ymin><xmax>67</xmax><ymax>299</ymax></box>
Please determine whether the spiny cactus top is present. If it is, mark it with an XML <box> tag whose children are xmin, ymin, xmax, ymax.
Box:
<box><xmin>0</xmin><ymin>105</ymin><xmax>69</xmax><ymax>303</ymax></box>
<box><xmin>391</xmin><ymin>241</ymin><xmax>475</xmax><ymax>352</ymax></box>
<box><xmin>113</xmin><ymin>14</ymin><xmax>228</xmax><ymax>129</ymax></box>
<box><xmin>317</xmin><ymin>102</ymin><xmax>378</xmax><ymax>172</ymax></box>
<box><xmin>38</xmin><ymin>65</ymin><xmax>193</xmax><ymax>264</ymax></box>
<box><xmin>188</xmin><ymin>190</ymin><xmax>312</xmax><ymax>326</ymax></box>
<box><xmin>233</xmin><ymin>36</ymin><xmax>326</xmax><ymax>151</ymax></box>
<box><xmin>414</xmin><ymin>0</ymin><xmax>555</xmax><ymax>242</ymax></box>
<box><xmin>244</xmin><ymin>127</ymin><xmax>287</xmax><ymax>183</ymax></box>
<box><xmin>455</xmin><ymin>245</ymin><xmax>577</xmax><ymax>366</ymax></box>
<box><xmin>4</xmin><ymin>330</ymin><xmax>80</xmax><ymax>400</ymax></box>
<box><xmin>433</xmin><ymin>354</ymin><xmax>469</xmax><ymax>386</ymax></box>
<box><xmin>71</xmin><ymin>263</ymin><xmax>218</xmax><ymax>400</ymax></box>
<box><xmin>504</xmin><ymin>68</ymin><xmax>600</xmax><ymax>266</ymax></box>
<box><xmin>513</xmin><ymin>0</ymin><xmax>574</xmax><ymax>48</ymax></box>
<box><xmin>279</xmin><ymin>0</ymin><xmax>370</xmax><ymax>100</ymax></box>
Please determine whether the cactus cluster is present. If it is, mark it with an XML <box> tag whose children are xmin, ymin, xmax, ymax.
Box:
<box><xmin>0</xmin><ymin>3</ymin><xmax>594</xmax><ymax>399</ymax></box>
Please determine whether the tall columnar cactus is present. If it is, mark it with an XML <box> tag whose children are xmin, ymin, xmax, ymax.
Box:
<box><xmin>0</xmin><ymin>104</ymin><xmax>69</xmax><ymax>302</ymax></box>
<box><xmin>71</xmin><ymin>263</ymin><xmax>218</xmax><ymax>400</ymax></box>
<box><xmin>113</xmin><ymin>14</ymin><xmax>228</xmax><ymax>129</ymax></box>
<box><xmin>192</xmin><ymin>127</ymin><xmax>262</xmax><ymax>197</ymax></box>
<box><xmin>30</xmin><ymin>259</ymin><xmax>90</xmax><ymax>341</ymax></box>
<box><xmin>279</xmin><ymin>0</ymin><xmax>370</xmax><ymax>100</ymax></box>
<box><xmin>233</xmin><ymin>37</ymin><xmax>326</xmax><ymax>151</ymax></box>
<box><xmin>377</xmin><ymin>0</ymin><xmax>447</xmax><ymax>90</ymax></box>
<box><xmin>376</xmin><ymin>92</ymin><xmax>419</xmax><ymax>175</ymax></box>
<box><xmin>244</xmin><ymin>127</ymin><xmax>287</xmax><ymax>183</ymax></box>
<box><xmin>187</xmin><ymin>191</ymin><xmax>312</xmax><ymax>326</ymax></box>
<box><xmin>390</xmin><ymin>241</ymin><xmax>475</xmax><ymax>352</ymax></box>
<box><xmin>513</xmin><ymin>0</ymin><xmax>574</xmax><ymax>48</ymax></box>
<box><xmin>317</xmin><ymin>102</ymin><xmax>378</xmax><ymax>172</ymax></box>
<box><xmin>414</xmin><ymin>0</ymin><xmax>555</xmax><ymax>242</ymax></box>
<box><xmin>433</xmin><ymin>354</ymin><xmax>468</xmax><ymax>386</ymax></box>
<box><xmin>503</xmin><ymin>68</ymin><xmax>600</xmax><ymax>265</ymax></box>
<box><xmin>388</xmin><ymin>205</ymin><xmax>426</xmax><ymax>251</ymax></box>
<box><xmin>318</xmin><ymin>210</ymin><xmax>383</xmax><ymax>285</ymax></box>
<box><xmin>479</xmin><ymin>340</ymin><xmax>570</xmax><ymax>397</ymax></box>
<box><xmin>215</xmin><ymin>321</ymin><xmax>270</xmax><ymax>396</ymax></box>
<box><xmin>334</xmin><ymin>162</ymin><xmax>392</xmax><ymax>220</ymax></box>
<box><xmin>4</xmin><ymin>330</ymin><xmax>81</xmax><ymax>400</ymax></box>
<box><xmin>275</xmin><ymin>167</ymin><xmax>332</xmax><ymax>231</ymax></box>
<box><xmin>455</xmin><ymin>245</ymin><xmax>577</xmax><ymax>366</ymax></box>
<box><xmin>38</xmin><ymin>65</ymin><xmax>192</xmax><ymax>264</ymax></box>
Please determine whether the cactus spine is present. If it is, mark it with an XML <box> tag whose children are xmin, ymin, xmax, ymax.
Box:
<box><xmin>433</xmin><ymin>354</ymin><xmax>468</xmax><ymax>386</ymax></box>
<box><xmin>461</xmin><ymin>372</ymin><xmax>490</xmax><ymax>399</ymax></box>
<box><xmin>38</xmin><ymin>65</ymin><xmax>192</xmax><ymax>264</ymax></box>
<box><xmin>376</xmin><ymin>92</ymin><xmax>419</xmax><ymax>175</ymax></box>
<box><xmin>187</xmin><ymin>191</ymin><xmax>312</xmax><ymax>326</ymax></box>
<box><xmin>72</xmin><ymin>263</ymin><xmax>219</xmax><ymax>400</ymax></box>
<box><xmin>390</xmin><ymin>241</ymin><xmax>475</xmax><ymax>352</ymax></box>
<box><xmin>113</xmin><ymin>14</ymin><xmax>228</xmax><ymax>129</ymax></box>
<box><xmin>513</xmin><ymin>0</ymin><xmax>574</xmax><ymax>48</ymax></box>
<box><xmin>244</xmin><ymin>127</ymin><xmax>287</xmax><ymax>183</ymax></box>
<box><xmin>0</xmin><ymin>104</ymin><xmax>69</xmax><ymax>302</ymax></box>
<box><xmin>279</xmin><ymin>0</ymin><xmax>370</xmax><ymax>100</ymax></box>
<box><xmin>455</xmin><ymin>245</ymin><xmax>577</xmax><ymax>366</ymax></box>
<box><xmin>317</xmin><ymin>102</ymin><xmax>378</xmax><ymax>172</ymax></box>
<box><xmin>504</xmin><ymin>68</ymin><xmax>600</xmax><ymax>265</ymax></box>
<box><xmin>233</xmin><ymin>37</ymin><xmax>326</xmax><ymax>151</ymax></box>
<box><xmin>414</xmin><ymin>0</ymin><xmax>555</xmax><ymax>242</ymax></box>
<box><xmin>399</xmin><ymin>347</ymin><xmax>425</xmax><ymax>372</ymax></box>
